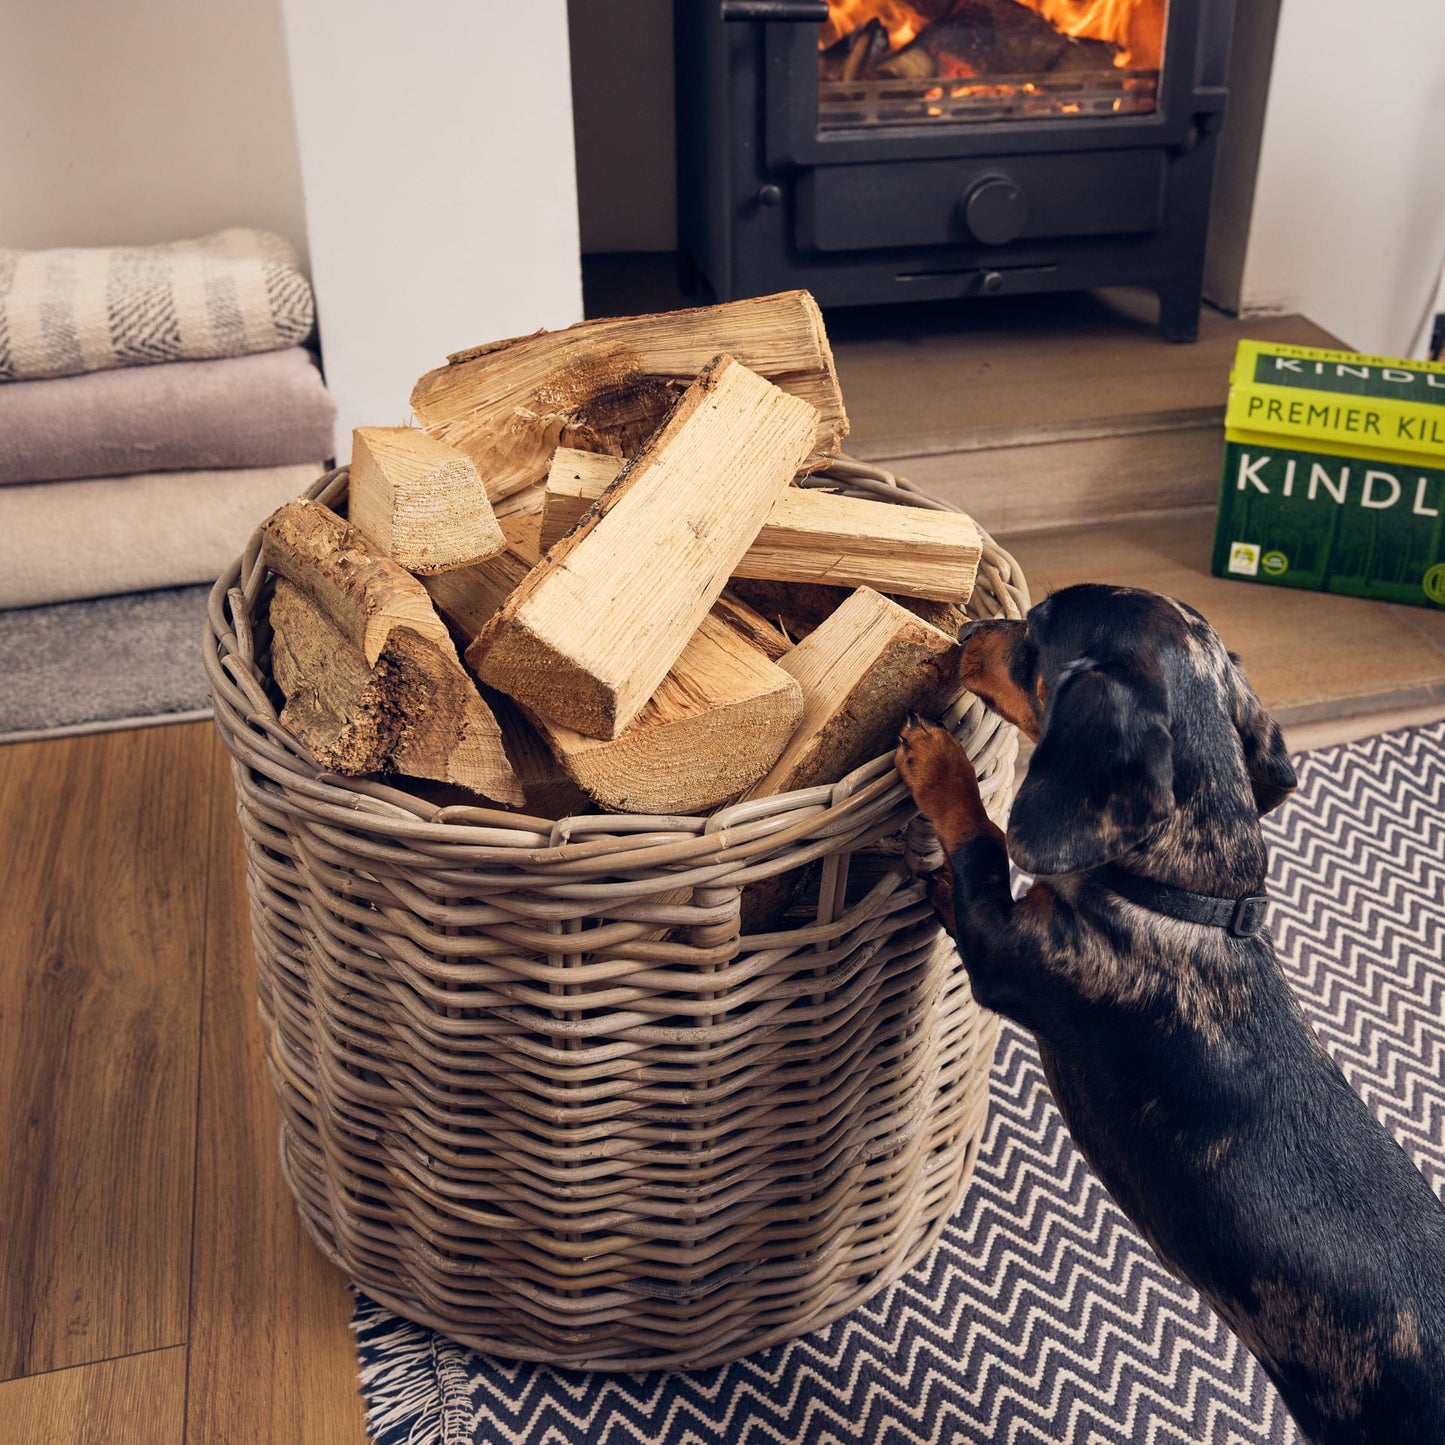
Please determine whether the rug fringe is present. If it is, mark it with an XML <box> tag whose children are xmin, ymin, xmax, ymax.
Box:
<box><xmin>351</xmin><ymin>1291</ymin><xmax>445</xmax><ymax>1445</ymax></box>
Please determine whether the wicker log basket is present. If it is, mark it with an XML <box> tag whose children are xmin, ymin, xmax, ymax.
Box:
<box><xmin>204</xmin><ymin>456</ymin><xmax>1030</xmax><ymax>1371</ymax></box>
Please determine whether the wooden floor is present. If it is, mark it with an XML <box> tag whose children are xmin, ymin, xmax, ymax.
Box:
<box><xmin>0</xmin><ymin>725</ymin><xmax>366</xmax><ymax>1444</ymax></box>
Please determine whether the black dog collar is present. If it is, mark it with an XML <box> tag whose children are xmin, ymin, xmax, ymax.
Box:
<box><xmin>1093</xmin><ymin>863</ymin><xmax>1269</xmax><ymax>938</ymax></box>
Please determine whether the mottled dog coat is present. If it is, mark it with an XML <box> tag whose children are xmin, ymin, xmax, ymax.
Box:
<box><xmin>895</xmin><ymin>584</ymin><xmax>1445</xmax><ymax>1443</ymax></box>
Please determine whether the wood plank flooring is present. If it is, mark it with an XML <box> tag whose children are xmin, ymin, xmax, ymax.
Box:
<box><xmin>0</xmin><ymin>726</ymin><xmax>365</xmax><ymax>1445</ymax></box>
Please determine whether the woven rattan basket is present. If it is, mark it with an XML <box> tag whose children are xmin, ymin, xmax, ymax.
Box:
<box><xmin>204</xmin><ymin>457</ymin><xmax>1029</xmax><ymax>1370</ymax></box>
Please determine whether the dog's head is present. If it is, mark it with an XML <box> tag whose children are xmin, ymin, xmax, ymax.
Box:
<box><xmin>961</xmin><ymin>584</ymin><xmax>1296</xmax><ymax>876</ymax></box>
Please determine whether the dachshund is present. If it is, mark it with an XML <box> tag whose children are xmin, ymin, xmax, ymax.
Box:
<box><xmin>893</xmin><ymin>583</ymin><xmax>1445</xmax><ymax>1444</ymax></box>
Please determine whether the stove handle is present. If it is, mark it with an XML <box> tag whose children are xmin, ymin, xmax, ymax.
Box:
<box><xmin>720</xmin><ymin>1</ymin><xmax>829</xmax><ymax>20</ymax></box>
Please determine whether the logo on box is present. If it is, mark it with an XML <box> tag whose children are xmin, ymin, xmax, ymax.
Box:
<box><xmin>1228</xmin><ymin>541</ymin><xmax>1261</xmax><ymax>576</ymax></box>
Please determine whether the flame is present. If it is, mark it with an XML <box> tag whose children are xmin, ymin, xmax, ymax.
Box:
<box><xmin>1010</xmin><ymin>0</ymin><xmax>1164</xmax><ymax>69</ymax></box>
<box><xmin>821</xmin><ymin>0</ymin><xmax>1165</xmax><ymax>71</ymax></box>
<box><xmin>820</xmin><ymin>0</ymin><xmax>930</xmax><ymax>51</ymax></box>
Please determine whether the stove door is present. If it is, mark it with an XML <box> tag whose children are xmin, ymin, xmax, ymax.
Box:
<box><xmin>762</xmin><ymin>0</ymin><xmax>1226</xmax><ymax>170</ymax></box>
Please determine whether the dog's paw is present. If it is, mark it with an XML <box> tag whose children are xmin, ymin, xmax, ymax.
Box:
<box><xmin>895</xmin><ymin>714</ymin><xmax>986</xmax><ymax>855</ymax></box>
<box><xmin>895</xmin><ymin>713</ymin><xmax>971</xmax><ymax>798</ymax></box>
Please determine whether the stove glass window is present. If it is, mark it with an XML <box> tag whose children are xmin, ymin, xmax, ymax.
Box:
<box><xmin>818</xmin><ymin>0</ymin><xmax>1168</xmax><ymax>129</ymax></box>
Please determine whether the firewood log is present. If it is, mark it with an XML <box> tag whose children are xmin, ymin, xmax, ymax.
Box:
<box><xmin>348</xmin><ymin>426</ymin><xmax>506</xmax><ymax>574</ymax></box>
<box><xmin>745</xmin><ymin>587</ymin><xmax>960</xmax><ymax>800</ymax></box>
<box><xmin>466</xmin><ymin>356</ymin><xmax>817</xmax><ymax>740</ymax></box>
<box><xmin>540</xmin><ymin>447</ymin><xmax>982</xmax><ymax>602</ymax></box>
<box><xmin>409</xmin><ymin>291</ymin><xmax>847</xmax><ymax>503</ymax></box>
<box><xmin>260</xmin><ymin>501</ymin><xmax>521</xmax><ymax>803</ymax></box>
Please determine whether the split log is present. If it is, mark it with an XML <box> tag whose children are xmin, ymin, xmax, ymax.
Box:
<box><xmin>526</xmin><ymin>612</ymin><xmax>803</xmax><ymax>814</ymax></box>
<box><xmin>483</xmin><ymin>688</ymin><xmax>592</xmax><ymax>819</ymax></box>
<box><xmin>348</xmin><ymin>426</ymin><xmax>506</xmax><ymax>574</ymax></box>
<box><xmin>260</xmin><ymin>501</ymin><xmax>521</xmax><ymax>803</ymax></box>
<box><xmin>744</xmin><ymin>586</ymin><xmax>960</xmax><ymax>800</ymax></box>
<box><xmin>410</xmin><ymin>291</ymin><xmax>847</xmax><ymax>503</ymax></box>
<box><xmin>260</xmin><ymin>498</ymin><xmax>454</xmax><ymax>667</ymax></box>
<box><xmin>541</xmin><ymin>447</ymin><xmax>982</xmax><ymax>602</ymax></box>
<box><xmin>467</xmin><ymin>355</ymin><xmax>818</xmax><ymax>740</ymax></box>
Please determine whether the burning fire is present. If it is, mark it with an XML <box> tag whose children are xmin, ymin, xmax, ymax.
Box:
<box><xmin>1027</xmin><ymin>0</ymin><xmax>1163</xmax><ymax>70</ymax></box>
<box><xmin>820</xmin><ymin>0</ymin><xmax>932</xmax><ymax>51</ymax></box>
<box><xmin>821</xmin><ymin>0</ymin><xmax>1164</xmax><ymax>72</ymax></box>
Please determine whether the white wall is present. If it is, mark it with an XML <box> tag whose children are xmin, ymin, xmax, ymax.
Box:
<box><xmin>280</xmin><ymin>0</ymin><xmax>585</xmax><ymax>459</ymax></box>
<box><xmin>0</xmin><ymin>0</ymin><xmax>308</xmax><ymax>265</ymax></box>
<box><xmin>1240</xmin><ymin>0</ymin><xmax>1445</xmax><ymax>357</ymax></box>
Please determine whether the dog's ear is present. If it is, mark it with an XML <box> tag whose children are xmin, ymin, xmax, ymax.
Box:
<box><xmin>1007</xmin><ymin>661</ymin><xmax>1174</xmax><ymax>875</ymax></box>
<box><xmin>1229</xmin><ymin>655</ymin><xmax>1296</xmax><ymax>815</ymax></box>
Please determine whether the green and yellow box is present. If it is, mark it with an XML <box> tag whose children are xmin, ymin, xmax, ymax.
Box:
<box><xmin>1211</xmin><ymin>340</ymin><xmax>1445</xmax><ymax>608</ymax></box>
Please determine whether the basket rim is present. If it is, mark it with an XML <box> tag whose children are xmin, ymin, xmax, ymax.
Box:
<box><xmin>203</xmin><ymin>455</ymin><xmax>1030</xmax><ymax>850</ymax></box>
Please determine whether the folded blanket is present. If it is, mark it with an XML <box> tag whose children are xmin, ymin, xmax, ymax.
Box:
<box><xmin>0</xmin><ymin>463</ymin><xmax>320</xmax><ymax>607</ymax></box>
<box><xmin>0</xmin><ymin>228</ymin><xmax>314</xmax><ymax>382</ymax></box>
<box><xmin>0</xmin><ymin>348</ymin><xmax>336</xmax><ymax>484</ymax></box>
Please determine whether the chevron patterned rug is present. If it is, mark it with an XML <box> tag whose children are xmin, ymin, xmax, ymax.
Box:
<box><xmin>352</xmin><ymin>720</ymin><xmax>1445</xmax><ymax>1445</ymax></box>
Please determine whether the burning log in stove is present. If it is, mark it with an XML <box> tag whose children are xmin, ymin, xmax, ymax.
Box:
<box><xmin>820</xmin><ymin>0</ymin><xmax>1162</xmax><ymax>85</ymax></box>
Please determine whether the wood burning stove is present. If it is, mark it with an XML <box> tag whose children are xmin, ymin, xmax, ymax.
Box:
<box><xmin>675</xmin><ymin>0</ymin><xmax>1237</xmax><ymax>340</ymax></box>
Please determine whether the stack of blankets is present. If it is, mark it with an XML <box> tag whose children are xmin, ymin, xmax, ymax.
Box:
<box><xmin>0</xmin><ymin>228</ymin><xmax>334</xmax><ymax>608</ymax></box>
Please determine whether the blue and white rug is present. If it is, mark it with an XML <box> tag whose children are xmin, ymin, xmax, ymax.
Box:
<box><xmin>353</xmin><ymin>721</ymin><xmax>1445</xmax><ymax>1444</ymax></box>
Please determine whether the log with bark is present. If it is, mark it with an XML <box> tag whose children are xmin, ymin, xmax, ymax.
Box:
<box><xmin>409</xmin><ymin>291</ymin><xmax>848</xmax><ymax>504</ymax></box>
<box><xmin>260</xmin><ymin>499</ymin><xmax>522</xmax><ymax>803</ymax></box>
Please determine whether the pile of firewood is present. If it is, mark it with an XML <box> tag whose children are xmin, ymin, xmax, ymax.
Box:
<box><xmin>258</xmin><ymin>290</ymin><xmax>983</xmax><ymax>818</ymax></box>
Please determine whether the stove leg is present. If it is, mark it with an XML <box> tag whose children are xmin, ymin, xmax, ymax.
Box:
<box><xmin>1157</xmin><ymin>281</ymin><xmax>1202</xmax><ymax>344</ymax></box>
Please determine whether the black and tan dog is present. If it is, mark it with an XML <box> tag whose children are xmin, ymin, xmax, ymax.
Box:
<box><xmin>894</xmin><ymin>583</ymin><xmax>1445</xmax><ymax>1444</ymax></box>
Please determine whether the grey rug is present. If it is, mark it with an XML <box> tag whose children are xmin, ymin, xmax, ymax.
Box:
<box><xmin>0</xmin><ymin>583</ymin><xmax>213</xmax><ymax>742</ymax></box>
<box><xmin>352</xmin><ymin>721</ymin><xmax>1445</xmax><ymax>1444</ymax></box>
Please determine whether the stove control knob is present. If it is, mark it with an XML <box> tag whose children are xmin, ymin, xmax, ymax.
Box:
<box><xmin>963</xmin><ymin>176</ymin><xmax>1029</xmax><ymax>246</ymax></box>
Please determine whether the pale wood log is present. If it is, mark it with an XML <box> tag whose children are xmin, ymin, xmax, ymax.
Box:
<box><xmin>349</xmin><ymin>425</ymin><xmax>506</xmax><ymax>574</ymax></box>
<box><xmin>528</xmin><ymin>611</ymin><xmax>803</xmax><ymax>815</ymax></box>
<box><xmin>467</xmin><ymin>355</ymin><xmax>818</xmax><ymax>740</ymax></box>
<box><xmin>410</xmin><ymin>291</ymin><xmax>847</xmax><ymax>503</ymax></box>
<box><xmin>483</xmin><ymin>689</ymin><xmax>592</xmax><ymax>819</ymax></box>
<box><xmin>745</xmin><ymin>586</ymin><xmax>960</xmax><ymax>800</ymax></box>
<box><xmin>260</xmin><ymin>498</ymin><xmax>452</xmax><ymax>666</ymax></box>
<box><xmin>267</xmin><ymin>580</ymin><xmax>523</xmax><ymax>805</ymax></box>
<box><xmin>542</xmin><ymin>447</ymin><xmax>981</xmax><ymax>602</ymax></box>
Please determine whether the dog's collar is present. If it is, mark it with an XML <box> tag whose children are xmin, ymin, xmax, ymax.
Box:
<box><xmin>1092</xmin><ymin>863</ymin><xmax>1270</xmax><ymax>938</ymax></box>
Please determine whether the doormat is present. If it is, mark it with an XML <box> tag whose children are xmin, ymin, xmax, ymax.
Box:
<box><xmin>0</xmin><ymin>584</ymin><xmax>213</xmax><ymax>743</ymax></box>
<box><xmin>352</xmin><ymin>721</ymin><xmax>1445</xmax><ymax>1445</ymax></box>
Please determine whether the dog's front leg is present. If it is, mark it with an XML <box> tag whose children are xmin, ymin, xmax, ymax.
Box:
<box><xmin>895</xmin><ymin>716</ymin><xmax>1049</xmax><ymax>1029</ymax></box>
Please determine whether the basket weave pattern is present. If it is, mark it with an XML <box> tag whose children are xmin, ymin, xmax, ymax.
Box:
<box><xmin>204</xmin><ymin>459</ymin><xmax>1029</xmax><ymax>1370</ymax></box>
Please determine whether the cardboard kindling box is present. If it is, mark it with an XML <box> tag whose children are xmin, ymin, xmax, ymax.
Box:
<box><xmin>1212</xmin><ymin>341</ymin><xmax>1445</xmax><ymax>609</ymax></box>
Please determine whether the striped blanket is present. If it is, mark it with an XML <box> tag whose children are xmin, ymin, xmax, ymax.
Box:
<box><xmin>0</xmin><ymin>228</ymin><xmax>314</xmax><ymax>382</ymax></box>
